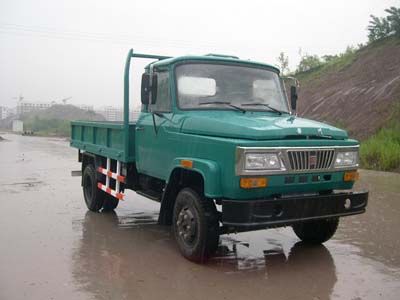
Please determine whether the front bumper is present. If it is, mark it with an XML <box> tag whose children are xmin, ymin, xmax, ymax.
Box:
<box><xmin>222</xmin><ymin>191</ymin><xmax>368</xmax><ymax>229</ymax></box>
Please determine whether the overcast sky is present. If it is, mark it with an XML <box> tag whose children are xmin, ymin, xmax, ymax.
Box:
<box><xmin>0</xmin><ymin>0</ymin><xmax>398</xmax><ymax>109</ymax></box>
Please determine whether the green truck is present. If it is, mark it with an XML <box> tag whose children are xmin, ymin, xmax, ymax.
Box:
<box><xmin>70</xmin><ymin>50</ymin><xmax>368</xmax><ymax>262</ymax></box>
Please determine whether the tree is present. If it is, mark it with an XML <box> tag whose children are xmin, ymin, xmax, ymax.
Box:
<box><xmin>386</xmin><ymin>6</ymin><xmax>400</xmax><ymax>37</ymax></box>
<box><xmin>367</xmin><ymin>6</ymin><xmax>400</xmax><ymax>42</ymax></box>
<box><xmin>297</xmin><ymin>54</ymin><xmax>322</xmax><ymax>73</ymax></box>
<box><xmin>368</xmin><ymin>15</ymin><xmax>392</xmax><ymax>42</ymax></box>
<box><xmin>322</xmin><ymin>54</ymin><xmax>338</xmax><ymax>63</ymax></box>
<box><xmin>276</xmin><ymin>52</ymin><xmax>289</xmax><ymax>75</ymax></box>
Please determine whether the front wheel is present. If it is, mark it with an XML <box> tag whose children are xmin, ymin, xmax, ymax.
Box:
<box><xmin>173</xmin><ymin>188</ymin><xmax>220</xmax><ymax>263</ymax></box>
<box><xmin>292</xmin><ymin>218</ymin><xmax>339</xmax><ymax>244</ymax></box>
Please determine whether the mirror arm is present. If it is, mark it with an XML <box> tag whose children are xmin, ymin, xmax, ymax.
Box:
<box><xmin>152</xmin><ymin>112</ymin><xmax>158</xmax><ymax>135</ymax></box>
<box><xmin>290</xmin><ymin>85</ymin><xmax>298</xmax><ymax>116</ymax></box>
<box><xmin>153</xmin><ymin>112</ymin><xmax>164</xmax><ymax>118</ymax></box>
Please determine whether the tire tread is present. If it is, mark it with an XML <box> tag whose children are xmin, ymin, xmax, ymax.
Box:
<box><xmin>292</xmin><ymin>218</ymin><xmax>339</xmax><ymax>244</ymax></box>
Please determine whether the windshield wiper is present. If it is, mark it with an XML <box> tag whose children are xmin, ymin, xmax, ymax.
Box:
<box><xmin>199</xmin><ymin>101</ymin><xmax>246</xmax><ymax>113</ymax></box>
<box><xmin>241</xmin><ymin>102</ymin><xmax>284</xmax><ymax>115</ymax></box>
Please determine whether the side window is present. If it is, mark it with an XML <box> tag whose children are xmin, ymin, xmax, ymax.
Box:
<box><xmin>150</xmin><ymin>71</ymin><xmax>171</xmax><ymax>112</ymax></box>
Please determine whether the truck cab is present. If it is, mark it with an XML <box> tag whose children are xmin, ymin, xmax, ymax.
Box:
<box><xmin>70</xmin><ymin>50</ymin><xmax>368</xmax><ymax>262</ymax></box>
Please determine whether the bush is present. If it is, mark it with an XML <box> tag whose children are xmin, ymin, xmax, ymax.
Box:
<box><xmin>296</xmin><ymin>54</ymin><xmax>322</xmax><ymax>73</ymax></box>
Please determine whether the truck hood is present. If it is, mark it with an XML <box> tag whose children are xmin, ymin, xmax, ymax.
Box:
<box><xmin>180</xmin><ymin>114</ymin><xmax>348</xmax><ymax>140</ymax></box>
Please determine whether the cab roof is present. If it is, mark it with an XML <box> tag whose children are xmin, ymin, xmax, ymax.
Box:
<box><xmin>144</xmin><ymin>54</ymin><xmax>280</xmax><ymax>74</ymax></box>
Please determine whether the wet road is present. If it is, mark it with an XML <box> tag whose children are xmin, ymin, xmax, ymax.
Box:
<box><xmin>0</xmin><ymin>133</ymin><xmax>399</xmax><ymax>300</ymax></box>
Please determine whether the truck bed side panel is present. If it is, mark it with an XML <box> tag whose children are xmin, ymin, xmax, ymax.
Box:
<box><xmin>70</xmin><ymin>121</ymin><xmax>136</xmax><ymax>162</ymax></box>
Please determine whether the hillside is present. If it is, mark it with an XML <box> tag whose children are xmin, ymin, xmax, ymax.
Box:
<box><xmin>24</xmin><ymin>104</ymin><xmax>105</xmax><ymax>121</ymax></box>
<box><xmin>0</xmin><ymin>104</ymin><xmax>105</xmax><ymax>137</ymax></box>
<box><xmin>296</xmin><ymin>37</ymin><xmax>400</xmax><ymax>140</ymax></box>
<box><xmin>24</xmin><ymin>105</ymin><xmax>105</xmax><ymax>136</ymax></box>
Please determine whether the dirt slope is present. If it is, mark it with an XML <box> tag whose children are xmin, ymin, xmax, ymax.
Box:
<box><xmin>297</xmin><ymin>37</ymin><xmax>400</xmax><ymax>140</ymax></box>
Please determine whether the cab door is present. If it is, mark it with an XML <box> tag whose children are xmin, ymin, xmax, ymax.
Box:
<box><xmin>135</xmin><ymin>70</ymin><xmax>173</xmax><ymax>180</ymax></box>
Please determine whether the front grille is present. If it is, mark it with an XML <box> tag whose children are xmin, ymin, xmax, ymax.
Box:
<box><xmin>287</xmin><ymin>149</ymin><xmax>335</xmax><ymax>171</ymax></box>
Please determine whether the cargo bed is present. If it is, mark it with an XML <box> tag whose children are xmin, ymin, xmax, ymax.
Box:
<box><xmin>70</xmin><ymin>120</ymin><xmax>136</xmax><ymax>162</ymax></box>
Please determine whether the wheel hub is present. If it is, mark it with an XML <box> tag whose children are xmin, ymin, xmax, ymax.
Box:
<box><xmin>176</xmin><ymin>207</ymin><xmax>197</xmax><ymax>245</ymax></box>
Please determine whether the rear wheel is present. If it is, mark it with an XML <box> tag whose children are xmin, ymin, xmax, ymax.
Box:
<box><xmin>292</xmin><ymin>218</ymin><xmax>339</xmax><ymax>244</ymax></box>
<box><xmin>82</xmin><ymin>164</ymin><xmax>105</xmax><ymax>212</ymax></box>
<box><xmin>102</xmin><ymin>195</ymin><xmax>119</xmax><ymax>211</ymax></box>
<box><xmin>173</xmin><ymin>188</ymin><xmax>220</xmax><ymax>262</ymax></box>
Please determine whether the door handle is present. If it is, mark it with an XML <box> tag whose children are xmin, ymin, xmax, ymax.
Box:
<box><xmin>135</xmin><ymin>126</ymin><xmax>144</xmax><ymax>131</ymax></box>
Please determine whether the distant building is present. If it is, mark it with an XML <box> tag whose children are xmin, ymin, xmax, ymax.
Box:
<box><xmin>8</xmin><ymin>106</ymin><xmax>17</xmax><ymax>116</ymax></box>
<box><xmin>96</xmin><ymin>106</ymin><xmax>123</xmax><ymax>121</ymax></box>
<box><xmin>77</xmin><ymin>104</ymin><xmax>94</xmax><ymax>112</ymax></box>
<box><xmin>17</xmin><ymin>101</ymin><xmax>52</xmax><ymax>115</ymax></box>
<box><xmin>16</xmin><ymin>100</ymin><xmax>95</xmax><ymax>116</ymax></box>
<box><xmin>96</xmin><ymin>106</ymin><xmax>140</xmax><ymax>122</ymax></box>
<box><xmin>12</xmin><ymin>120</ymin><xmax>23</xmax><ymax>132</ymax></box>
<box><xmin>0</xmin><ymin>106</ymin><xmax>10</xmax><ymax>120</ymax></box>
<box><xmin>130</xmin><ymin>110</ymin><xmax>140</xmax><ymax>121</ymax></box>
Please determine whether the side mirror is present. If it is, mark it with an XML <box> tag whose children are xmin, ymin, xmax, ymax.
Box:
<box><xmin>151</xmin><ymin>74</ymin><xmax>158</xmax><ymax>105</ymax></box>
<box><xmin>290</xmin><ymin>86</ymin><xmax>298</xmax><ymax>112</ymax></box>
<box><xmin>141</xmin><ymin>74</ymin><xmax>150</xmax><ymax>105</ymax></box>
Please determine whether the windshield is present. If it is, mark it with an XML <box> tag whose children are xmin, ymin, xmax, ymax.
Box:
<box><xmin>176</xmin><ymin>63</ymin><xmax>289</xmax><ymax>113</ymax></box>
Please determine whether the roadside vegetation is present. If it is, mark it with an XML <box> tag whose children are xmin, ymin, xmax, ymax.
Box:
<box><xmin>360</xmin><ymin>103</ymin><xmax>400</xmax><ymax>172</ymax></box>
<box><xmin>277</xmin><ymin>5</ymin><xmax>400</xmax><ymax>78</ymax></box>
<box><xmin>294</xmin><ymin>45</ymin><xmax>359</xmax><ymax>84</ymax></box>
<box><xmin>276</xmin><ymin>5</ymin><xmax>400</xmax><ymax>172</ymax></box>
<box><xmin>293</xmin><ymin>45</ymin><xmax>400</xmax><ymax>172</ymax></box>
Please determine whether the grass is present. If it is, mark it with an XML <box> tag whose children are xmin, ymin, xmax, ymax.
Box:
<box><xmin>360</xmin><ymin>103</ymin><xmax>400</xmax><ymax>172</ymax></box>
<box><xmin>360</xmin><ymin>126</ymin><xmax>400</xmax><ymax>171</ymax></box>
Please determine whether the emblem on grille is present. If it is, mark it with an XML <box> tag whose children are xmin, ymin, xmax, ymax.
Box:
<box><xmin>297</xmin><ymin>128</ymin><xmax>302</xmax><ymax>134</ymax></box>
<box><xmin>309</xmin><ymin>152</ymin><xmax>317</xmax><ymax>168</ymax></box>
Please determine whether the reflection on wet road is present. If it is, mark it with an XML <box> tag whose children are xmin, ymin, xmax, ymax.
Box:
<box><xmin>0</xmin><ymin>134</ymin><xmax>399</xmax><ymax>300</ymax></box>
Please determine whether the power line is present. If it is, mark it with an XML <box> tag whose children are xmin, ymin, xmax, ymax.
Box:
<box><xmin>0</xmin><ymin>21</ymin><xmax>237</xmax><ymax>51</ymax></box>
<box><xmin>0</xmin><ymin>22</ymin><xmax>210</xmax><ymax>45</ymax></box>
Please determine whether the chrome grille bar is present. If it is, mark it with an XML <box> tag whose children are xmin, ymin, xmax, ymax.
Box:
<box><xmin>288</xmin><ymin>149</ymin><xmax>335</xmax><ymax>171</ymax></box>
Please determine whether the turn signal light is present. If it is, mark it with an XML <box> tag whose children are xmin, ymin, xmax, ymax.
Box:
<box><xmin>343</xmin><ymin>171</ymin><xmax>359</xmax><ymax>182</ymax></box>
<box><xmin>240</xmin><ymin>177</ymin><xmax>268</xmax><ymax>189</ymax></box>
<box><xmin>180</xmin><ymin>160</ymin><xmax>193</xmax><ymax>168</ymax></box>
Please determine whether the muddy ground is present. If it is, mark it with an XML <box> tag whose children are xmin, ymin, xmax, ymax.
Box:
<box><xmin>0</xmin><ymin>133</ymin><xmax>399</xmax><ymax>300</ymax></box>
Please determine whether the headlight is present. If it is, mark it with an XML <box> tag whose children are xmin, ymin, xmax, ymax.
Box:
<box><xmin>334</xmin><ymin>151</ymin><xmax>358</xmax><ymax>167</ymax></box>
<box><xmin>245</xmin><ymin>153</ymin><xmax>283</xmax><ymax>170</ymax></box>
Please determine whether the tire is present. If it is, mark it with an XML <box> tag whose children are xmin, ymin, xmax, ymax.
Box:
<box><xmin>292</xmin><ymin>218</ymin><xmax>339</xmax><ymax>244</ymax></box>
<box><xmin>173</xmin><ymin>188</ymin><xmax>220</xmax><ymax>263</ymax></box>
<box><xmin>102</xmin><ymin>195</ymin><xmax>119</xmax><ymax>211</ymax></box>
<box><xmin>82</xmin><ymin>164</ymin><xmax>105</xmax><ymax>212</ymax></box>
